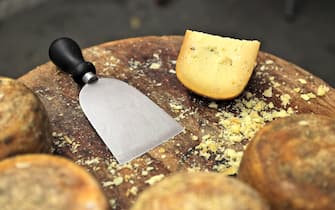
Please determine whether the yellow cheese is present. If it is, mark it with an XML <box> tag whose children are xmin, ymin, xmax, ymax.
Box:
<box><xmin>176</xmin><ymin>30</ymin><xmax>260</xmax><ymax>99</ymax></box>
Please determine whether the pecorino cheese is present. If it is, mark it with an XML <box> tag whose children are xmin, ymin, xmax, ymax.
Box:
<box><xmin>0</xmin><ymin>77</ymin><xmax>51</xmax><ymax>158</ymax></box>
<box><xmin>176</xmin><ymin>30</ymin><xmax>260</xmax><ymax>99</ymax></box>
<box><xmin>238</xmin><ymin>114</ymin><xmax>335</xmax><ymax>210</ymax></box>
<box><xmin>131</xmin><ymin>172</ymin><xmax>269</xmax><ymax>210</ymax></box>
<box><xmin>0</xmin><ymin>154</ymin><xmax>109</xmax><ymax>210</ymax></box>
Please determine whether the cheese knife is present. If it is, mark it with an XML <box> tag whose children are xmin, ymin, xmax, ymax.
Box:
<box><xmin>49</xmin><ymin>37</ymin><xmax>183</xmax><ymax>164</ymax></box>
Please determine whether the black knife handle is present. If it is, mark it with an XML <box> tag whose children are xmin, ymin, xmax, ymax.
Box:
<box><xmin>49</xmin><ymin>37</ymin><xmax>96</xmax><ymax>84</ymax></box>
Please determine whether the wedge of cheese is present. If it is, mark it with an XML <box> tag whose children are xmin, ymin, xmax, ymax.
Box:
<box><xmin>176</xmin><ymin>30</ymin><xmax>260</xmax><ymax>99</ymax></box>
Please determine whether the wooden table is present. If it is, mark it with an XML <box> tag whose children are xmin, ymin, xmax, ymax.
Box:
<box><xmin>19</xmin><ymin>36</ymin><xmax>335</xmax><ymax>210</ymax></box>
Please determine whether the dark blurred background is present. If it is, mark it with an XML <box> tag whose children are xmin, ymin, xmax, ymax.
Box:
<box><xmin>0</xmin><ymin>0</ymin><xmax>334</xmax><ymax>85</ymax></box>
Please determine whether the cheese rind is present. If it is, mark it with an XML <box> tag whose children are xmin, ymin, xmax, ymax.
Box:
<box><xmin>238</xmin><ymin>114</ymin><xmax>335</xmax><ymax>210</ymax></box>
<box><xmin>0</xmin><ymin>77</ymin><xmax>51</xmax><ymax>159</ymax></box>
<box><xmin>0</xmin><ymin>154</ymin><xmax>109</xmax><ymax>210</ymax></box>
<box><xmin>176</xmin><ymin>30</ymin><xmax>260</xmax><ymax>99</ymax></box>
<box><xmin>131</xmin><ymin>172</ymin><xmax>269</xmax><ymax>210</ymax></box>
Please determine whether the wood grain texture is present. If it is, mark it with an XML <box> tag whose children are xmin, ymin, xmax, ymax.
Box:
<box><xmin>19</xmin><ymin>36</ymin><xmax>335</xmax><ymax>210</ymax></box>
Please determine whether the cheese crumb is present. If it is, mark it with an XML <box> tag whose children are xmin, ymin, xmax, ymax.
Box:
<box><xmin>169</xmin><ymin>69</ymin><xmax>176</xmax><ymax>74</ymax></box>
<box><xmin>294</xmin><ymin>87</ymin><xmax>301</xmax><ymax>93</ymax></box>
<box><xmin>149</xmin><ymin>62</ymin><xmax>161</xmax><ymax>69</ymax></box>
<box><xmin>208</xmin><ymin>102</ymin><xmax>218</xmax><ymax>109</ymax></box>
<box><xmin>199</xmin><ymin>150</ymin><xmax>211</xmax><ymax>159</ymax></box>
<box><xmin>141</xmin><ymin>170</ymin><xmax>149</xmax><ymax>176</ymax></box>
<box><xmin>191</xmin><ymin>135</ymin><xmax>199</xmax><ymax>141</ymax></box>
<box><xmin>202</xmin><ymin>134</ymin><xmax>211</xmax><ymax>140</ymax></box>
<box><xmin>169</xmin><ymin>101</ymin><xmax>183</xmax><ymax>111</ymax></box>
<box><xmin>272</xmin><ymin>109</ymin><xmax>291</xmax><ymax>118</ymax></box>
<box><xmin>272</xmin><ymin>81</ymin><xmax>281</xmax><ymax>88</ymax></box>
<box><xmin>109</xmin><ymin>199</ymin><xmax>116</xmax><ymax>209</ymax></box>
<box><xmin>245</xmin><ymin>92</ymin><xmax>253</xmax><ymax>99</ymax></box>
<box><xmin>280</xmin><ymin>94</ymin><xmax>291</xmax><ymax>107</ymax></box>
<box><xmin>84</xmin><ymin>157</ymin><xmax>101</xmax><ymax>165</ymax></box>
<box><xmin>128</xmin><ymin>186</ymin><xmax>138</xmax><ymax>196</ymax></box>
<box><xmin>153</xmin><ymin>53</ymin><xmax>160</xmax><ymax>59</ymax></box>
<box><xmin>298</xmin><ymin>78</ymin><xmax>307</xmax><ymax>84</ymax></box>
<box><xmin>102</xmin><ymin>181</ymin><xmax>114</xmax><ymax>187</ymax></box>
<box><xmin>63</xmin><ymin>135</ymin><xmax>73</xmax><ymax>144</ymax></box>
<box><xmin>301</xmin><ymin>93</ymin><xmax>316</xmax><ymax>101</ymax></box>
<box><xmin>317</xmin><ymin>85</ymin><xmax>330</xmax><ymax>96</ymax></box>
<box><xmin>128</xmin><ymin>59</ymin><xmax>141</xmax><ymax>70</ymax></box>
<box><xmin>265</xmin><ymin>59</ymin><xmax>274</xmax><ymax>64</ymax></box>
<box><xmin>223</xmin><ymin>149</ymin><xmax>243</xmax><ymax>174</ymax></box>
<box><xmin>263</xmin><ymin>87</ymin><xmax>273</xmax><ymax>97</ymax></box>
<box><xmin>113</xmin><ymin>177</ymin><xmax>123</xmax><ymax>186</ymax></box>
<box><xmin>145</xmin><ymin>174</ymin><xmax>165</xmax><ymax>185</ymax></box>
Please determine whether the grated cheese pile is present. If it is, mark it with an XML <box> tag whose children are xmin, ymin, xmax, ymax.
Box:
<box><xmin>193</xmin><ymin>91</ymin><xmax>294</xmax><ymax>174</ymax></box>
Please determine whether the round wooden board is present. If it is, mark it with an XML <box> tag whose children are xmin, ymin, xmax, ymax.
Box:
<box><xmin>19</xmin><ymin>36</ymin><xmax>335</xmax><ymax>210</ymax></box>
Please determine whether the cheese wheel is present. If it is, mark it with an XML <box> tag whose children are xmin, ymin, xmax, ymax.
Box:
<box><xmin>176</xmin><ymin>30</ymin><xmax>260</xmax><ymax>99</ymax></box>
<box><xmin>131</xmin><ymin>172</ymin><xmax>269</xmax><ymax>210</ymax></box>
<box><xmin>238</xmin><ymin>114</ymin><xmax>335</xmax><ymax>210</ymax></box>
<box><xmin>0</xmin><ymin>77</ymin><xmax>51</xmax><ymax>158</ymax></box>
<box><xmin>0</xmin><ymin>154</ymin><xmax>109</xmax><ymax>210</ymax></box>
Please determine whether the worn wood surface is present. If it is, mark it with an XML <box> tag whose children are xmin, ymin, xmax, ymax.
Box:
<box><xmin>19</xmin><ymin>36</ymin><xmax>335</xmax><ymax>210</ymax></box>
